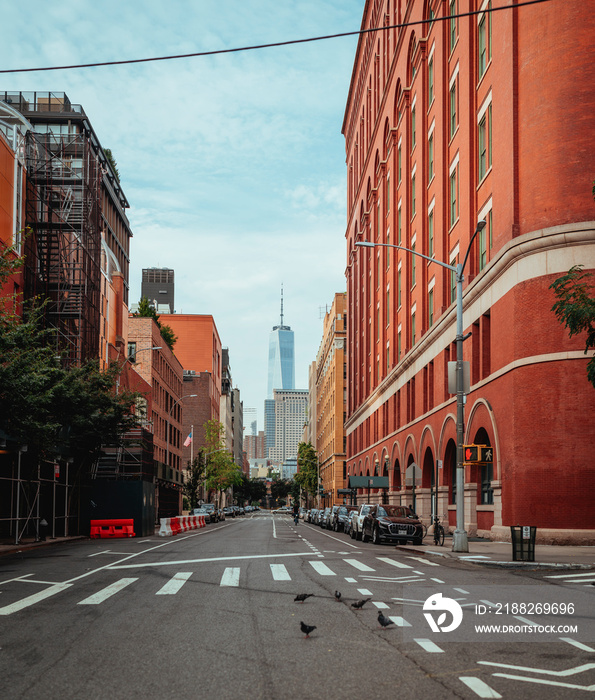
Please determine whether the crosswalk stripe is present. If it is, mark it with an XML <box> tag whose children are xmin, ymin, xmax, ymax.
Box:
<box><xmin>0</xmin><ymin>583</ymin><xmax>72</xmax><ymax>616</ymax></box>
<box><xmin>377</xmin><ymin>557</ymin><xmax>413</xmax><ymax>569</ymax></box>
<box><xmin>414</xmin><ymin>638</ymin><xmax>444</xmax><ymax>653</ymax></box>
<box><xmin>344</xmin><ymin>558</ymin><xmax>375</xmax><ymax>572</ymax></box>
<box><xmin>388</xmin><ymin>616</ymin><xmax>411</xmax><ymax>627</ymax></box>
<box><xmin>156</xmin><ymin>572</ymin><xmax>192</xmax><ymax>595</ymax></box>
<box><xmin>309</xmin><ymin>561</ymin><xmax>336</xmax><ymax>576</ymax></box>
<box><xmin>220</xmin><ymin>568</ymin><xmax>240</xmax><ymax>587</ymax></box>
<box><xmin>78</xmin><ymin>578</ymin><xmax>137</xmax><ymax>605</ymax></box>
<box><xmin>459</xmin><ymin>676</ymin><xmax>502</xmax><ymax>698</ymax></box>
<box><xmin>270</xmin><ymin>564</ymin><xmax>291</xmax><ymax>581</ymax></box>
<box><xmin>373</xmin><ymin>601</ymin><xmax>389</xmax><ymax>609</ymax></box>
<box><xmin>357</xmin><ymin>588</ymin><xmax>372</xmax><ymax>595</ymax></box>
<box><xmin>406</xmin><ymin>556</ymin><xmax>440</xmax><ymax>566</ymax></box>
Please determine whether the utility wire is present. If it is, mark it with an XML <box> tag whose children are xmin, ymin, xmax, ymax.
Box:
<box><xmin>0</xmin><ymin>0</ymin><xmax>552</xmax><ymax>75</ymax></box>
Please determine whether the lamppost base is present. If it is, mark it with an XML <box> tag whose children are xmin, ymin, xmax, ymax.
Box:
<box><xmin>452</xmin><ymin>529</ymin><xmax>469</xmax><ymax>553</ymax></box>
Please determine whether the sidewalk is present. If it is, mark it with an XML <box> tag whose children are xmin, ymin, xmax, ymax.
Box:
<box><xmin>395</xmin><ymin>537</ymin><xmax>595</xmax><ymax>569</ymax></box>
<box><xmin>0</xmin><ymin>535</ymin><xmax>87</xmax><ymax>557</ymax></box>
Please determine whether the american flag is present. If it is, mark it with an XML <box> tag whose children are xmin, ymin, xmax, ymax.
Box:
<box><xmin>183</xmin><ymin>431</ymin><xmax>192</xmax><ymax>447</ymax></box>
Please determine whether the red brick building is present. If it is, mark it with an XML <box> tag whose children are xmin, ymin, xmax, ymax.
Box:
<box><xmin>343</xmin><ymin>0</ymin><xmax>595</xmax><ymax>542</ymax></box>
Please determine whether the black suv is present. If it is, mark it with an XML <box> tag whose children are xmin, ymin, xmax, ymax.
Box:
<box><xmin>361</xmin><ymin>505</ymin><xmax>424</xmax><ymax>545</ymax></box>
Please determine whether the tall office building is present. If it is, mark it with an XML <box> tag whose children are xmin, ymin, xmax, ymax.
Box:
<box><xmin>269</xmin><ymin>390</ymin><xmax>308</xmax><ymax>471</ymax></box>
<box><xmin>264</xmin><ymin>288</ymin><xmax>295</xmax><ymax>457</ymax></box>
<box><xmin>266</xmin><ymin>288</ymin><xmax>295</xmax><ymax>399</ymax></box>
<box><xmin>141</xmin><ymin>267</ymin><xmax>174</xmax><ymax>314</ymax></box>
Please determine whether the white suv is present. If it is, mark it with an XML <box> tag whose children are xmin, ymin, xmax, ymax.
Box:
<box><xmin>349</xmin><ymin>504</ymin><xmax>372</xmax><ymax>540</ymax></box>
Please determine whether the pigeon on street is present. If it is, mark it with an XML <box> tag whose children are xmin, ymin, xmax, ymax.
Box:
<box><xmin>378</xmin><ymin>611</ymin><xmax>395</xmax><ymax>629</ymax></box>
<box><xmin>294</xmin><ymin>593</ymin><xmax>314</xmax><ymax>603</ymax></box>
<box><xmin>300</xmin><ymin>621</ymin><xmax>317</xmax><ymax>638</ymax></box>
<box><xmin>334</xmin><ymin>591</ymin><xmax>342</xmax><ymax>601</ymax></box>
<box><xmin>351</xmin><ymin>598</ymin><xmax>371</xmax><ymax>609</ymax></box>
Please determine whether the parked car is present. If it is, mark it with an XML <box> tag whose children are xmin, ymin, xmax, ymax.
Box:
<box><xmin>332</xmin><ymin>505</ymin><xmax>359</xmax><ymax>532</ymax></box>
<box><xmin>272</xmin><ymin>506</ymin><xmax>291</xmax><ymax>514</ymax></box>
<box><xmin>202</xmin><ymin>504</ymin><xmax>219</xmax><ymax>523</ymax></box>
<box><xmin>192</xmin><ymin>506</ymin><xmax>213</xmax><ymax>523</ymax></box>
<box><xmin>222</xmin><ymin>506</ymin><xmax>235</xmax><ymax>518</ymax></box>
<box><xmin>327</xmin><ymin>505</ymin><xmax>342</xmax><ymax>530</ymax></box>
<box><xmin>349</xmin><ymin>504</ymin><xmax>372</xmax><ymax>540</ymax></box>
<box><xmin>318</xmin><ymin>507</ymin><xmax>331</xmax><ymax>528</ymax></box>
<box><xmin>309</xmin><ymin>508</ymin><xmax>320</xmax><ymax>525</ymax></box>
<box><xmin>361</xmin><ymin>505</ymin><xmax>424</xmax><ymax>545</ymax></box>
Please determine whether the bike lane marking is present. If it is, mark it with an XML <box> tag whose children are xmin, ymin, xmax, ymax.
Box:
<box><xmin>78</xmin><ymin>578</ymin><xmax>137</xmax><ymax>605</ymax></box>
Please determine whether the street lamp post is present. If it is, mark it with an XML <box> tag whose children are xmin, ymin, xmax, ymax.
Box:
<box><xmin>165</xmin><ymin>394</ymin><xmax>197</xmax><ymax>471</ymax></box>
<box><xmin>355</xmin><ymin>219</ymin><xmax>486</xmax><ymax>553</ymax></box>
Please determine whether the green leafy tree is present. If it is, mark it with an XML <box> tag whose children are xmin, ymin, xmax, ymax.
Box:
<box><xmin>183</xmin><ymin>454</ymin><xmax>207</xmax><ymax>510</ymax></box>
<box><xmin>202</xmin><ymin>420</ymin><xmax>243</xmax><ymax>503</ymax></box>
<box><xmin>133</xmin><ymin>295</ymin><xmax>177</xmax><ymax>351</ymax></box>
<box><xmin>270</xmin><ymin>477</ymin><xmax>291</xmax><ymax>505</ymax></box>
<box><xmin>550</xmin><ymin>265</ymin><xmax>595</xmax><ymax>388</ymax></box>
<box><xmin>295</xmin><ymin>442</ymin><xmax>319</xmax><ymax>498</ymax></box>
<box><xmin>104</xmin><ymin>148</ymin><xmax>120</xmax><ymax>183</ymax></box>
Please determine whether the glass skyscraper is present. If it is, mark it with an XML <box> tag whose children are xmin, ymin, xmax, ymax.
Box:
<box><xmin>265</xmin><ymin>289</ymin><xmax>295</xmax><ymax>457</ymax></box>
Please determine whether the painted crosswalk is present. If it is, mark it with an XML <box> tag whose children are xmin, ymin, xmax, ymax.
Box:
<box><xmin>0</xmin><ymin>555</ymin><xmax>440</xmax><ymax>615</ymax></box>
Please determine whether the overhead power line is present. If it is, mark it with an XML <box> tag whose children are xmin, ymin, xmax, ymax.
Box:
<box><xmin>0</xmin><ymin>0</ymin><xmax>552</xmax><ymax>75</ymax></box>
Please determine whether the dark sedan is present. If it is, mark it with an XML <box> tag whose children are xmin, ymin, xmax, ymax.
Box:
<box><xmin>332</xmin><ymin>505</ymin><xmax>359</xmax><ymax>532</ymax></box>
<box><xmin>361</xmin><ymin>505</ymin><xmax>424</xmax><ymax>545</ymax></box>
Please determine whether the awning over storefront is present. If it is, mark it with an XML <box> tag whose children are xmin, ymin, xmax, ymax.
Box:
<box><xmin>348</xmin><ymin>476</ymin><xmax>389</xmax><ymax>489</ymax></box>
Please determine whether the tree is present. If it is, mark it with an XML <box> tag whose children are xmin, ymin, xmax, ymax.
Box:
<box><xmin>133</xmin><ymin>295</ymin><xmax>177</xmax><ymax>351</ymax></box>
<box><xmin>295</xmin><ymin>442</ymin><xmax>319</xmax><ymax>498</ymax></box>
<box><xmin>232</xmin><ymin>473</ymin><xmax>267</xmax><ymax>506</ymax></box>
<box><xmin>183</xmin><ymin>454</ymin><xmax>207</xmax><ymax>510</ymax></box>
<box><xmin>269</xmin><ymin>477</ymin><xmax>291</xmax><ymax>505</ymax></box>
<box><xmin>104</xmin><ymin>148</ymin><xmax>120</xmax><ymax>183</ymax></box>
<box><xmin>202</xmin><ymin>420</ymin><xmax>243</xmax><ymax>503</ymax></box>
<box><xmin>550</xmin><ymin>265</ymin><xmax>595</xmax><ymax>388</ymax></box>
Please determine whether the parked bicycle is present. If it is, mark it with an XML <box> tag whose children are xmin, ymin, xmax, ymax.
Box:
<box><xmin>433</xmin><ymin>515</ymin><xmax>445</xmax><ymax>546</ymax></box>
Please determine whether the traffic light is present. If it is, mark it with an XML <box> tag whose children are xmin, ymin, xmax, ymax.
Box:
<box><xmin>464</xmin><ymin>445</ymin><xmax>479</xmax><ymax>462</ymax></box>
<box><xmin>463</xmin><ymin>445</ymin><xmax>493</xmax><ymax>463</ymax></box>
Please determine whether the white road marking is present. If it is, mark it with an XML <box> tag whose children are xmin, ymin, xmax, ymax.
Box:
<box><xmin>406</xmin><ymin>556</ymin><xmax>440</xmax><ymax>566</ymax></box>
<box><xmin>414</xmin><ymin>638</ymin><xmax>444</xmax><ymax>653</ymax></box>
<box><xmin>372</xmin><ymin>601</ymin><xmax>389</xmax><ymax>609</ymax></box>
<box><xmin>357</xmin><ymin>588</ymin><xmax>372</xmax><ymax>595</ymax></box>
<box><xmin>88</xmin><ymin>550</ymin><xmax>111</xmax><ymax>557</ymax></box>
<box><xmin>108</xmin><ymin>551</ymin><xmax>314</xmax><ymax>569</ymax></box>
<box><xmin>454</xmin><ymin>588</ymin><xmax>470</xmax><ymax>594</ymax></box>
<box><xmin>156</xmin><ymin>572</ymin><xmax>192</xmax><ymax>595</ymax></box>
<box><xmin>377</xmin><ymin>557</ymin><xmax>413</xmax><ymax>569</ymax></box>
<box><xmin>431</xmin><ymin>578</ymin><xmax>445</xmax><ymax>583</ymax></box>
<box><xmin>545</xmin><ymin>572</ymin><xmax>595</xmax><ymax>579</ymax></box>
<box><xmin>477</xmin><ymin>660</ymin><xmax>595</xmax><ymax>676</ymax></box>
<box><xmin>309</xmin><ymin>561</ymin><xmax>335</xmax><ymax>576</ymax></box>
<box><xmin>78</xmin><ymin>578</ymin><xmax>137</xmax><ymax>605</ymax></box>
<box><xmin>459</xmin><ymin>676</ymin><xmax>502</xmax><ymax>698</ymax></box>
<box><xmin>270</xmin><ymin>564</ymin><xmax>291</xmax><ymax>581</ymax></box>
<box><xmin>344</xmin><ymin>559</ymin><xmax>375</xmax><ymax>572</ymax></box>
<box><xmin>345</xmin><ymin>577</ymin><xmax>357</xmax><ymax>583</ymax></box>
<box><xmin>560</xmin><ymin>638</ymin><xmax>595</xmax><ymax>652</ymax></box>
<box><xmin>459</xmin><ymin>555</ymin><xmax>491</xmax><ymax>559</ymax></box>
<box><xmin>0</xmin><ymin>574</ymin><xmax>34</xmax><ymax>585</ymax></box>
<box><xmin>0</xmin><ymin>583</ymin><xmax>72</xmax><ymax>615</ymax></box>
<box><xmin>220</xmin><ymin>568</ymin><xmax>240</xmax><ymax>587</ymax></box>
<box><xmin>388</xmin><ymin>616</ymin><xmax>411</xmax><ymax>627</ymax></box>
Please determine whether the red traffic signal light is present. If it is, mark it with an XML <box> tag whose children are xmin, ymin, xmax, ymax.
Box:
<box><xmin>464</xmin><ymin>445</ymin><xmax>479</xmax><ymax>462</ymax></box>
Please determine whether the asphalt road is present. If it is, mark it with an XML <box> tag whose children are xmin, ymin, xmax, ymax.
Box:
<box><xmin>0</xmin><ymin>513</ymin><xmax>593</xmax><ymax>699</ymax></box>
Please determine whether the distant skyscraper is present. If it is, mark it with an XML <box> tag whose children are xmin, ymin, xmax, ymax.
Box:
<box><xmin>141</xmin><ymin>268</ymin><xmax>175</xmax><ymax>313</ymax></box>
<box><xmin>267</xmin><ymin>287</ymin><xmax>295</xmax><ymax>399</ymax></box>
<box><xmin>265</xmin><ymin>287</ymin><xmax>295</xmax><ymax>456</ymax></box>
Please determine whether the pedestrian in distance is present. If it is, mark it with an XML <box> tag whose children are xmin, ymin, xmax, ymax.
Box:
<box><xmin>293</xmin><ymin>502</ymin><xmax>299</xmax><ymax>525</ymax></box>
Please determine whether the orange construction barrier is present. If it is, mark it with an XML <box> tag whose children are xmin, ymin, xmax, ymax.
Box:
<box><xmin>90</xmin><ymin>519</ymin><xmax>135</xmax><ymax>538</ymax></box>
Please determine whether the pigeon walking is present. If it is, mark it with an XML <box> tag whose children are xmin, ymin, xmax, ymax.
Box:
<box><xmin>351</xmin><ymin>598</ymin><xmax>371</xmax><ymax>609</ymax></box>
<box><xmin>294</xmin><ymin>593</ymin><xmax>314</xmax><ymax>603</ymax></box>
<box><xmin>300</xmin><ymin>621</ymin><xmax>317</xmax><ymax>638</ymax></box>
<box><xmin>334</xmin><ymin>590</ymin><xmax>342</xmax><ymax>602</ymax></box>
<box><xmin>378</xmin><ymin>611</ymin><xmax>395</xmax><ymax>629</ymax></box>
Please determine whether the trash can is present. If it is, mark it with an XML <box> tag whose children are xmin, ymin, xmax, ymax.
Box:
<box><xmin>510</xmin><ymin>525</ymin><xmax>536</xmax><ymax>562</ymax></box>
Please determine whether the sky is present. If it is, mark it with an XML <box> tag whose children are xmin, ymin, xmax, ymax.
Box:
<box><xmin>1</xmin><ymin>0</ymin><xmax>365</xmax><ymax>431</ymax></box>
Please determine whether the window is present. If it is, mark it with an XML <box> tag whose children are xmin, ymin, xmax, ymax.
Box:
<box><xmin>449</xmin><ymin>0</ymin><xmax>458</xmax><ymax>52</ymax></box>
<box><xmin>386</xmin><ymin>231</ymin><xmax>390</xmax><ymax>267</ymax></box>
<box><xmin>478</xmin><ymin>100</ymin><xmax>492</xmax><ymax>182</ymax></box>
<box><xmin>411</xmin><ymin>104</ymin><xmax>416</xmax><ymax>149</ymax></box>
<box><xmin>428</xmin><ymin>288</ymin><xmax>434</xmax><ymax>327</ymax></box>
<box><xmin>386</xmin><ymin>288</ymin><xmax>390</xmax><ymax>325</ymax></box>
<box><xmin>397</xmin><ymin>327</ymin><xmax>402</xmax><ymax>359</ymax></box>
<box><xmin>478</xmin><ymin>3</ymin><xmax>492</xmax><ymax>79</ymax></box>
<box><xmin>428</xmin><ymin>209</ymin><xmax>434</xmax><ymax>257</ymax></box>
<box><xmin>398</xmin><ymin>203</ymin><xmax>402</xmax><ymax>244</ymax></box>
<box><xmin>449</xmin><ymin>80</ymin><xmax>457</xmax><ymax>138</ymax></box>
<box><xmin>428</xmin><ymin>56</ymin><xmax>434</xmax><ymax>104</ymax></box>
<box><xmin>377</xmin><ymin>202</ymin><xmax>381</xmax><ymax>240</ymax></box>
<box><xmin>411</xmin><ymin>241</ymin><xmax>417</xmax><ymax>286</ymax></box>
<box><xmin>398</xmin><ymin>143</ymin><xmax>402</xmax><ymax>183</ymax></box>
<box><xmin>411</xmin><ymin>171</ymin><xmax>416</xmax><ymax>217</ymax></box>
<box><xmin>428</xmin><ymin>132</ymin><xmax>434</xmax><ymax>181</ymax></box>
<box><xmin>127</xmin><ymin>341</ymin><xmax>137</xmax><ymax>360</ymax></box>
<box><xmin>386</xmin><ymin>174</ymin><xmax>390</xmax><ymax>213</ymax></box>
<box><xmin>479</xmin><ymin>225</ymin><xmax>487</xmax><ymax>271</ymax></box>
<box><xmin>411</xmin><ymin>309</ymin><xmax>416</xmax><ymax>345</ymax></box>
<box><xmin>450</xmin><ymin>259</ymin><xmax>457</xmax><ymax>304</ymax></box>
<box><xmin>398</xmin><ymin>267</ymin><xmax>402</xmax><ymax>307</ymax></box>
<box><xmin>449</xmin><ymin>167</ymin><xmax>458</xmax><ymax>227</ymax></box>
<box><xmin>481</xmin><ymin>461</ymin><xmax>493</xmax><ymax>504</ymax></box>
